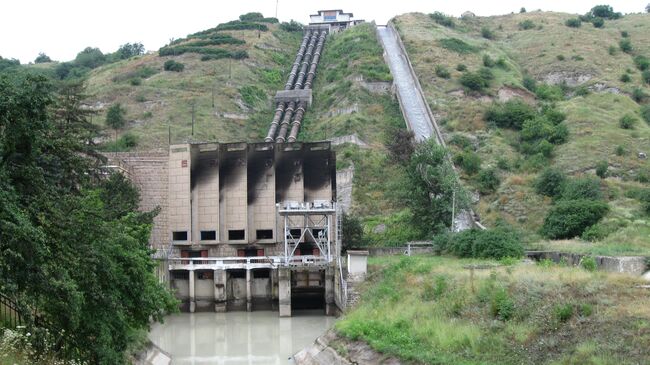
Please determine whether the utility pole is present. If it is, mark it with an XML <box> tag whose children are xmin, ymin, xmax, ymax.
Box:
<box><xmin>275</xmin><ymin>0</ymin><xmax>279</xmax><ymax>19</ymax></box>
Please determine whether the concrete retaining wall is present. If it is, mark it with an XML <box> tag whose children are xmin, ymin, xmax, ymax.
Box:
<box><xmin>527</xmin><ymin>251</ymin><xmax>648</xmax><ymax>275</ymax></box>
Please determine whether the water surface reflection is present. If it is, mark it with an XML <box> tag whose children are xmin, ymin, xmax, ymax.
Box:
<box><xmin>149</xmin><ymin>311</ymin><xmax>335</xmax><ymax>364</ymax></box>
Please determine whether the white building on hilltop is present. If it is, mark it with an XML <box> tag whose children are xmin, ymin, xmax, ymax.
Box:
<box><xmin>309</xmin><ymin>9</ymin><xmax>364</xmax><ymax>31</ymax></box>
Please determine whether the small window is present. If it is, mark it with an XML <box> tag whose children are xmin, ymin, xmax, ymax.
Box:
<box><xmin>237</xmin><ymin>248</ymin><xmax>262</xmax><ymax>257</ymax></box>
<box><xmin>197</xmin><ymin>271</ymin><xmax>213</xmax><ymax>280</ymax></box>
<box><xmin>256</xmin><ymin>229</ymin><xmax>273</xmax><ymax>240</ymax></box>
<box><xmin>230</xmin><ymin>270</ymin><xmax>246</xmax><ymax>279</ymax></box>
<box><xmin>172</xmin><ymin>231</ymin><xmax>188</xmax><ymax>241</ymax></box>
<box><xmin>201</xmin><ymin>230</ymin><xmax>217</xmax><ymax>241</ymax></box>
<box><xmin>312</xmin><ymin>228</ymin><xmax>325</xmax><ymax>239</ymax></box>
<box><xmin>253</xmin><ymin>269</ymin><xmax>270</xmax><ymax>278</ymax></box>
<box><xmin>288</xmin><ymin>229</ymin><xmax>301</xmax><ymax>238</ymax></box>
<box><xmin>228</xmin><ymin>230</ymin><xmax>245</xmax><ymax>240</ymax></box>
<box><xmin>171</xmin><ymin>271</ymin><xmax>189</xmax><ymax>280</ymax></box>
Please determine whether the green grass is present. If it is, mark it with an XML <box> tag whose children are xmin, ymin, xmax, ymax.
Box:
<box><xmin>336</xmin><ymin>255</ymin><xmax>650</xmax><ymax>364</ymax></box>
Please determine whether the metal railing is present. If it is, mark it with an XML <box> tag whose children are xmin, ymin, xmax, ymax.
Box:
<box><xmin>167</xmin><ymin>255</ymin><xmax>330</xmax><ymax>270</ymax></box>
<box><xmin>0</xmin><ymin>293</ymin><xmax>23</xmax><ymax>329</ymax></box>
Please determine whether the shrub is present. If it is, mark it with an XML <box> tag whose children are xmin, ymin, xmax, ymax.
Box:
<box><xmin>522</xmin><ymin>76</ymin><xmax>537</xmax><ymax>91</ymax></box>
<box><xmin>608</xmin><ymin>45</ymin><xmax>617</xmax><ymax>55</ymax></box>
<box><xmin>641</xmin><ymin>105</ymin><xmax>650</xmax><ymax>124</ymax></box>
<box><xmin>595</xmin><ymin>160</ymin><xmax>608</xmax><ymax>178</ymax></box>
<box><xmin>619</xmin><ymin>39</ymin><xmax>633</xmax><ymax>54</ymax></box>
<box><xmin>541</xmin><ymin>199</ymin><xmax>609</xmax><ymax>239</ymax></box>
<box><xmin>239</xmin><ymin>85</ymin><xmax>265</xmax><ymax>106</ymax></box>
<box><xmin>483</xmin><ymin>54</ymin><xmax>495</xmax><ymax>67</ymax></box>
<box><xmin>342</xmin><ymin>213</ymin><xmax>365</xmax><ymax>249</ymax></box>
<box><xmin>556</xmin><ymin>54</ymin><xmax>565</xmax><ymax>61</ymax></box>
<box><xmin>535</xmin><ymin>84</ymin><xmax>564</xmax><ymax>101</ymax></box>
<box><xmin>280</xmin><ymin>20</ymin><xmax>303</xmax><ymax>32</ymax></box>
<box><xmin>476</xmin><ymin>168</ymin><xmax>500</xmax><ymax>194</ymax></box>
<box><xmin>589</xmin><ymin>5</ymin><xmax>622</xmax><ymax>19</ymax></box>
<box><xmin>163</xmin><ymin>59</ymin><xmax>184</xmax><ymax>72</ymax></box>
<box><xmin>485</xmin><ymin>99</ymin><xmax>536</xmax><ymax>129</ymax></box>
<box><xmin>643</xmin><ymin>70</ymin><xmax>650</xmax><ymax>84</ymax></box>
<box><xmin>565</xmin><ymin>18</ymin><xmax>582</xmax><ymax>28</ymax></box>
<box><xmin>387</xmin><ymin>129</ymin><xmax>415</xmax><ymax>164</ymax></box>
<box><xmin>619</xmin><ymin>114</ymin><xmax>637</xmax><ymax>129</ymax></box>
<box><xmin>632</xmin><ymin>87</ymin><xmax>647</xmax><ymax>102</ymax></box>
<box><xmin>581</xmin><ymin>223</ymin><xmax>615</xmax><ymax>241</ymax></box>
<box><xmin>634</xmin><ymin>55</ymin><xmax>650</xmax><ymax>71</ymax></box>
<box><xmin>459</xmin><ymin>71</ymin><xmax>490</xmax><ymax>91</ymax></box>
<box><xmin>215</xmin><ymin>20</ymin><xmax>268</xmax><ymax>31</ymax></box>
<box><xmin>456</xmin><ymin>63</ymin><xmax>467</xmax><ymax>72</ymax></box>
<box><xmin>591</xmin><ymin>17</ymin><xmax>605</xmax><ymax>28</ymax></box>
<box><xmin>129</xmin><ymin>77</ymin><xmax>141</xmax><ymax>86</ymax></box>
<box><xmin>620</xmin><ymin>73</ymin><xmax>631</xmax><ymax>83</ymax></box>
<box><xmin>430</xmin><ymin>12</ymin><xmax>455</xmax><ymax>27</ymax></box>
<box><xmin>579</xmin><ymin>303</ymin><xmax>594</xmax><ymax>317</ymax></box>
<box><xmin>615</xmin><ymin>145</ymin><xmax>626</xmax><ymax>156</ymax></box>
<box><xmin>443</xmin><ymin>227</ymin><xmax>524</xmax><ymax>259</ymax></box>
<box><xmin>491</xmin><ymin>288</ymin><xmax>515</xmax><ymax>321</ymax></box>
<box><xmin>439</xmin><ymin>38</ymin><xmax>478</xmax><ymax>54</ymax></box>
<box><xmin>580</xmin><ymin>256</ymin><xmax>597</xmax><ymax>271</ymax></box>
<box><xmin>454</xmin><ymin>151</ymin><xmax>481</xmax><ymax>175</ymax></box>
<box><xmin>518</xmin><ymin>20</ymin><xmax>535</xmax><ymax>30</ymax></box>
<box><xmin>34</xmin><ymin>52</ymin><xmax>52</xmax><ymax>63</ymax></box>
<box><xmin>561</xmin><ymin>177</ymin><xmax>603</xmax><ymax>201</ymax></box>
<box><xmin>554</xmin><ymin>304</ymin><xmax>574</xmax><ymax>322</ymax></box>
<box><xmin>520</xmin><ymin>7</ymin><xmax>526</xmax><ymax>13</ymax></box>
<box><xmin>238</xmin><ymin>12</ymin><xmax>276</xmax><ymax>23</ymax></box>
<box><xmin>543</xmin><ymin>107</ymin><xmax>567</xmax><ymax>124</ymax></box>
<box><xmin>621</xmin><ymin>30</ymin><xmax>629</xmax><ymax>37</ymax></box>
<box><xmin>481</xmin><ymin>27</ymin><xmax>495</xmax><ymax>39</ymax></box>
<box><xmin>435</xmin><ymin>65</ymin><xmax>451</xmax><ymax>79</ymax></box>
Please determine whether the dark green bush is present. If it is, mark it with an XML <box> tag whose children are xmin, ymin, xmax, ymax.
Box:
<box><xmin>430</xmin><ymin>12</ymin><xmax>455</xmax><ymax>27</ymax></box>
<box><xmin>634</xmin><ymin>55</ymin><xmax>650</xmax><ymax>71</ymax></box>
<box><xmin>608</xmin><ymin>45</ymin><xmax>617</xmax><ymax>55</ymax></box>
<box><xmin>641</xmin><ymin>105</ymin><xmax>650</xmax><ymax>124</ymax></box>
<box><xmin>34</xmin><ymin>52</ymin><xmax>52</xmax><ymax>63</ymax></box>
<box><xmin>456</xmin><ymin>63</ymin><xmax>467</xmax><ymax>72</ymax></box>
<box><xmin>518</xmin><ymin>20</ymin><xmax>535</xmax><ymax>30</ymax></box>
<box><xmin>484</xmin><ymin>99</ymin><xmax>536</xmax><ymax>129</ymax></box>
<box><xmin>632</xmin><ymin>87</ymin><xmax>647</xmax><ymax>102</ymax></box>
<box><xmin>435</xmin><ymin>65</ymin><xmax>451</xmax><ymax>79</ymax></box>
<box><xmin>535</xmin><ymin>84</ymin><xmax>564</xmax><ymax>101</ymax></box>
<box><xmin>459</xmin><ymin>71</ymin><xmax>490</xmax><ymax>91</ymax></box>
<box><xmin>481</xmin><ymin>27</ymin><xmax>495</xmax><ymax>39</ymax></box>
<box><xmin>439</xmin><ymin>38</ymin><xmax>478</xmax><ymax>54</ymax></box>
<box><xmin>581</xmin><ymin>223</ymin><xmax>616</xmax><ymax>241</ymax></box>
<box><xmin>580</xmin><ymin>256</ymin><xmax>597</xmax><ymax>271</ymax></box>
<box><xmin>476</xmin><ymin>168</ymin><xmax>500</xmax><ymax>194</ymax></box>
<box><xmin>621</xmin><ymin>30</ymin><xmax>629</xmax><ymax>37</ymax></box>
<box><xmin>442</xmin><ymin>227</ymin><xmax>524</xmax><ymax>259</ymax></box>
<box><xmin>619</xmin><ymin>39</ymin><xmax>633</xmax><ymax>54</ymax></box>
<box><xmin>579</xmin><ymin>303</ymin><xmax>594</xmax><ymax>317</ymax></box>
<box><xmin>615</xmin><ymin>145</ymin><xmax>626</xmax><ymax>156</ymax></box>
<box><xmin>541</xmin><ymin>199</ymin><xmax>609</xmax><ymax>239</ymax></box>
<box><xmin>589</xmin><ymin>5</ymin><xmax>622</xmax><ymax>19</ymax></box>
<box><xmin>620</xmin><ymin>73</ymin><xmax>631</xmax><ymax>83</ymax></box>
<box><xmin>483</xmin><ymin>54</ymin><xmax>495</xmax><ymax>67</ymax></box>
<box><xmin>542</xmin><ymin>107</ymin><xmax>567</xmax><ymax>124</ymax></box>
<box><xmin>595</xmin><ymin>160</ymin><xmax>608</xmax><ymax>178</ymax></box>
<box><xmin>619</xmin><ymin>114</ymin><xmax>637</xmax><ymax>129</ymax></box>
<box><xmin>164</xmin><ymin>59</ymin><xmax>184</xmax><ymax>72</ymax></box>
<box><xmin>565</xmin><ymin>18</ymin><xmax>582</xmax><ymax>28</ymax></box>
<box><xmin>591</xmin><ymin>17</ymin><xmax>605</xmax><ymax>28</ymax></box>
<box><xmin>491</xmin><ymin>288</ymin><xmax>515</xmax><ymax>321</ymax></box>
<box><xmin>280</xmin><ymin>20</ymin><xmax>303</xmax><ymax>32</ymax></box>
<box><xmin>216</xmin><ymin>20</ymin><xmax>268</xmax><ymax>31</ymax></box>
<box><xmin>561</xmin><ymin>177</ymin><xmax>603</xmax><ymax>201</ymax></box>
<box><xmin>643</xmin><ymin>70</ymin><xmax>650</xmax><ymax>84</ymax></box>
<box><xmin>239</xmin><ymin>85</ymin><xmax>265</xmax><ymax>106</ymax></box>
<box><xmin>554</xmin><ymin>303</ymin><xmax>574</xmax><ymax>322</ymax></box>
<box><xmin>454</xmin><ymin>151</ymin><xmax>481</xmax><ymax>175</ymax></box>
<box><xmin>449</xmin><ymin>134</ymin><xmax>474</xmax><ymax>150</ymax></box>
<box><xmin>522</xmin><ymin>76</ymin><xmax>537</xmax><ymax>91</ymax></box>
<box><xmin>556</xmin><ymin>54</ymin><xmax>565</xmax><ymax>61</ymax></box>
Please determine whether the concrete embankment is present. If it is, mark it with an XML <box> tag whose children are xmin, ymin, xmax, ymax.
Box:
<box><xmin>294</xmin><ymin>330</ymin><xmax>402</xmax><ymax>365</ymax></box>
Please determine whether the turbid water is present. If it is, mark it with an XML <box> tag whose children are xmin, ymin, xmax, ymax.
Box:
<box><xmin>149</xmin><ymin>311</ymin><xmax>335</xmax><ymax>364</ymax></box>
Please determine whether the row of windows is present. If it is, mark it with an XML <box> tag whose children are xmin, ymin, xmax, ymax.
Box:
<box><xmin>172</xmin><ymin>229</ymin><xmax>275</xmax><ymax>241</ymax></box>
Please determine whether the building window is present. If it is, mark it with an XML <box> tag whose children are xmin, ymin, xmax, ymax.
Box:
<box><xmin>237</xmin><ymin>248</ymin><xmax>263</xmax><ymax>257</ymax></box>
<box><xmin>312</xmin><ymin>228</ymin><xmax>325</xmax><ymax>239</ymax></box>
<box><xmin>230</xmin><ymin>270</ymin><xmax>246</xmax><ymax>279</ymax></box>
<box><xmin>171</xmin><ymin>271</ymin><xmax>189</xmax><ymax>280</ymax></box>
<box><xmin>228</xmin><ymin>230</ymin><xmax>245</xmax><ymax>240</ymax></box>
<box><xmin>197</xmin><ymin>271</ymin><xmax>213</xmax><ymax>280</ymax></box>
<box><xmin>200</xmin><ymin>230</ymin><xmax>217</xmax><ymax>241</ymax></box>
<box><xmin>172</xmin><ymin>231</ymin><xmax>188</xmax><ymax>241</ymax></box>
<box><xmin>287</xmin><ymin>229</ymin><xmax>301</xmax><ymax>238</ymax></box>
<box><xmin>253</xmin><ymin>269</ymin><xmax>270</xmax><ymax>278</ymax></box>
<box><xmin>256</xmin><ymin>229</ymin><xmax>273</xmax><ymax>240</ymax></box>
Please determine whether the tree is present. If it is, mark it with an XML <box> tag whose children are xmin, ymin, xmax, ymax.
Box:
<box><xmin>534</xmin><ymin>168</ymin><xmax>566</xmax><ymax>197</ymax></box>
<box><xmin>589</xmin><ymin>5</ymin><xmax>622</xmax><ymax>19</ymax></box>
<box><xmin>34</xmin><ymin>52</ymin><xmax>52</xmax><ymax>63</ymax></box>
<box><xmin>74</xmin><ymin>46</ymin><xmax>106</xmax><ymax>69</ymax></box>
<box><xmin>0</xmin><ymin>72</ymin><xmax>176</xmax><ymax>363</ymax></box>
<box><xmin>541</xmin><ymin>199</ymin><xmax>609</xmax><ymax>239</ymax></box>
<box><xmin>115</xmin><ymin>42</ymin><xmax>145</xmax><ymax>60</ymax></box>
<box><xmin>646</xmin><ymin>3</ymin><xmax>650</xmax><ymax>13</ymax></box>
<box><xmin>405</xmin><ymin>140</ymin><xmax>467</xmax><ymax>235</ymax></box>
<box><xmin>342</xmin><ymin>213</ymin><xmax>365</xmax><ymax>249</ymax></box>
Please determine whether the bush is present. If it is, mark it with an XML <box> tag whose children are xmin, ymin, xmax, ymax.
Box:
<box><xmin>615</xmin><ymin>145</ymin><xmax>626</xmax><ymax>156</ymax></box>
<box><xmin>535</xmin><ymin>84</ymin><xmax>564</xmax><ymax>101</ymax></box>
<box><xmin>430</xmin><ymin>12</ymin><xmax>455</xmax><ymax>27</ymax></box>
<box><xmin>561</xmin><ymin>177</ymin><xmax>603</xmax><ymax>201</ymax></box>
<box><xmin>387</xmin><ymin>129</ymin><xmax>415</xmax><ymax>164</ymax></box>
<box><xmin>442</xmin><ymin>227</ymin><xmax>524</xmax><ymax>259</ymax></box>
<box><xmin>215</xmin><ymin>20</ymin><xmax>268</xmax><ymax>31</ymax></box>
<box><xmin>439</xmin><ymin>38</ymin><xmax>478</xmax><ymax>54</ymax></box>
<box><xmin>620</xmin><ymin>73</ymin><xmax>631</xmax><ymax>83</ymax></box>
<box><xmin>280</xmin><ymin>20</ymin><xmax>303</xmax><ymax>32</ymax></box>
<box><xmin>481</xmin><ymin>27</ymin><xmax>495</xmax><ymax>39</ymax></box>
<box><xmin>580</xmin><ymin>256</ymin><xmax>597</xmax><ymax>271</ymax></box>
<box><xmin>459</xmin><ymin>71</ymin><xmax>490</xmax><ymax>91</ymax></box>
<box><xmin>632</xmin><ymin>87</ymin><xmax>647</xmax><ymax>102</ymax></box>
<box><xmin>579</xmin><ymin>303</ymin><xmax>594</xmax><ymax>317</ymax></box>
<box><xmin>454</xmin><ymin>151</ymin><xmax>481</xmax><ymax>175</ymax></box>
<box><xmin>484</xmin><ymin>99</ymin><xmax>536</xmax><ymax>129</ymax></box>
<box><xmin>239</xmin><ymin>85</ymin><xmax>265</xmax><ymax>106</ymax></box>
<box><xmin>643</xmin><ymin>70</ymin><xmax>650</xmax><ymax>84</ymax></box>
<box><xmin>476</xmin><ymin>168</ymin><xmax>500</xmax><ymax>194</ymax></box>
<box><xmin>634</xmin><ymin>55</ymin><xmax>650</xmax><ymax>71</ymax></box>
<box><xmin>435</xmin><ymin>65</ymin><xmax>451</xmax><ymax>79</ymax></box>
<box><xmin>541</xmin><ymin>199</ymin><xmax>609</xmax><ymax>239</ymax></box>
<box><xmin>641</xmin><ymin>105</ymin><xmax>650</xmax><ymax>124</ymax></box>
<box><xmin>595</xmin><ymin>160</ymin><xmax>608</xmax><ymax>178</ymax></box>
<box><xmin>483</xmin><ymin>54</ymin><xmax>495</xmax><ymax>67</ymax></box>
<box><xmin>621</xmin><ymin>30</ymin><xmax>629</xmax><ymax>37</ymax></box>
<box><xmin>619</xmin><ymin>39</ymin><xmax>633</xmax><ymax>54</ymax></box>
<box><xmin>565</xmin><ymin>18</ymin><xmax>582</xmax><ymax>28</ymax></box>
<box><xmin>491</xmin><ymin>288</ymin><xmax>515</xmax><ymax>321</ymax></box>
<box><xmin>163</xmin><ymin>59</ymin><xmax>184</xmax><ymax>72</ymax></box>
<box><xmin>591</xmin><ymin>17</ymin><xmax>605</xmax><ymax>28</ymax></box>
<box><xmin>554</xmin><ymin>303</ymin><xmax>574</xmax><ymax>322</ymax></box>
<box><xmin>342</xmin><ymin>213</ymin><xmax>365</xmax><ymax>249</ymax></box>
<box><xmin>522</xmin><ymin>76</ymin><xmax>537</xmax><ymax>91</ymax></box>
<box><xmin>518</xmin><ymin>20</ymin><xmax>535</xmax><ymax>30</ymax></box>
<box><xmin>556</xmin><ymin>54</ymin><xmax>565</xmax><ymax>61</ymax></box>
<box><xmin>589</xmin><ymin>5</ymin><xmax>622</xmax><ymax>19</ymax></box>
<box><xmin>608</xmin><ymin>45</ymin><xmax>617</xmax><ymax>55</ymax></box>
<box><xmin>619</xmin><ymin>114</ymin><xmax>637</xmax><ymax>129</ymax></box>
<box><xmin>543</xmin><ymin>107</ymin><xmax>567</xmax><ymax>124</ymax></box>
<box><xmin>34</xmin><ymin>52</ymin><xmax>52</xmax><ymax>63</ymax></box>
<box><xmin>456</xmin><ymin>63</ymin><xmax>467</xmax><ymax>72</ymax></box>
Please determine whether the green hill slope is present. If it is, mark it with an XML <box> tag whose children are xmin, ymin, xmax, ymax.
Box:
<box><xmin>394</xmin><ymin>11</ymin><xmax>650</xmax><ymax>254</ymax></box>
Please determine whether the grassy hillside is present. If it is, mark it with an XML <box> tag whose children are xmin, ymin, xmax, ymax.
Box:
<box><xmin>394</xmin><ymin>11</ymin><xmax>650</xmax><ymax>254</ymax></box>
<box><xmin>85</xmin><ymin>19</ymin><xmax>302</xmax><ymax>148</ymax></box>
<box><xmin>336</xmin><ymin>255</ymin><xmax>650</xmax><ymax>364</ymax></box>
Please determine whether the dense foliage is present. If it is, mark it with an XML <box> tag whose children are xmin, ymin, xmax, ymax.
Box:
<box><xmin>164</xmin><ymin>59</ymin><xmax>185</xmax><ymax>72</ymax></box>
<box><xmin>435</xmin><ymin>227</ymin><xmax>524</xmax><ymax>259</ymax></box>
<box><xmin>0</xmin><ymin>73</ymin><xmax>176</xmax><ymax>363</ymax></box>
<box><xmin>541</xmin><ymin>199</ymin><xmax>609</xmax><ymax>239</ymax></box>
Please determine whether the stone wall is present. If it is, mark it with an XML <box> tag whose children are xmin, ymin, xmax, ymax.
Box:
<box><xmin>527</xmin><ymin>251</ymin><xmax>648</xmax><ymax>275</ymax></box>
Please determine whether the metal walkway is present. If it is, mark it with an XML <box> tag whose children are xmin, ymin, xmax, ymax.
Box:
<box><xmin>376</xmin><ymin>25</ymin><xmax>437</xmax><ymax>143</ymax></box>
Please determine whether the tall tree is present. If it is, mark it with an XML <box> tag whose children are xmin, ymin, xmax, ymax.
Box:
<box><xmin>106</xmin><ymin>103</ymin><xmax>127</xmax><ymax>149</ymax></box>
<box><xmin>34</xmin><ymin>52</ymin><xmax>52</xmax><ymax>63</ymax></box>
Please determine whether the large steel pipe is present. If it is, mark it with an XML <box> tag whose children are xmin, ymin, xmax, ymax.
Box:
<box><xmin>265</xmin><ymin>102</ymin><xmax>286</xmax><ymax>142</ymax></box>
<box><xmin>287</xmin><ymin>101</ymin><xmax>307</xmax><ymax>142</ymax></box>
<box><xmin>304</xmin><ymin>32</ymin><xmax>326</xmax><ymax>89</ymax></box>
<box><xmin>285</xmin><ymin>31</ymin><xmax>312</xmax><ymax>90</ymax></box>
<box><xmin>294</xmin><ymin>32</ymin><xmax>319</xmax><ymax>90</ymax></box>
<box><xmin>275</xmin><ymin>101</ymin><xmax>295</xmax><ymax>143</ymax></box>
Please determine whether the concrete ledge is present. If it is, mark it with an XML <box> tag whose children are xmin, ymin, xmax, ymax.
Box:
<box><xmin>274</xmin><ymin>89</ymin><xmax>312</xmax><ymax>106</ymax></box>
<box><xmin>527</xmin><ymin>251</ymin><xmax>648</xmax><ymax>276</ymax></box>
